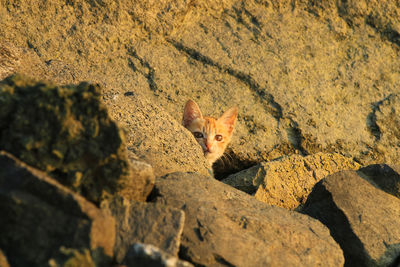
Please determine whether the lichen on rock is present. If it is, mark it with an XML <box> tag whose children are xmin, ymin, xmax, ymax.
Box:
<box><xmin>0</xmin><ymin>74</ymin><xmax>142</xmax><ymax>203</ymax></box>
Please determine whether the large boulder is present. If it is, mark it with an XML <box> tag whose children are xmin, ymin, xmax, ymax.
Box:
<box><xmin>223</xmin><ymin>153</ymin><xmax>360</xmax><ymax>209</ymax></box>
<box><xmin>302</xmin><ymin>170</ymin><xmax>400</xmax><ymax>266</ymax></box>
<box><xmin>0</xmin><ymin>151</ymin><xmax>115</xmax><ymax>267</ymax></box>
<box><xmin>0</xmin><ymin>74</ymin><xmax>153</xmax><ymax>203</ymax></box>
<box><xmin>1</xmin><ymin>1</ymin><xmax>400</xmax><ymax>176</ymax></box>
<box><xmin>102</xmin><ymin>197</ymin><xmax>185</xmax><ymax>263</ymax></box>
<box><xmin>152</xmin><ymin>172</ymin><xmax>344</xmax><ymax>267</ymax></box>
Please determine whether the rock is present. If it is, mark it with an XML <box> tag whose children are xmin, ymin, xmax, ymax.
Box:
<box><xmin>102</xmin><ymin>197</ymin><xmax>185</xmax><ymax>263</ymax></box>
<box><xmin>125</xmin><ymin>151</ymin><xmax>156</xmax><ymax>203</ymax></box>
<box><xmin>152</xmin><ymin>172</ymin><xmax>344</xmax><ymax>267</ymax></box>
<box><xmin>357</xmin><ymin>164</ymin><xmax>400</xmax><ymax>198</ymax></box>
<box><xmin>302</xmin><ymin>170</ymin><xmax>400</xmax><ymax>266</ymax></box>
<box><xmin>0</xmin><ymin>151</ymin><xmax>115</xmax><ymax>267</ymax></box>
<box><xmin>0</xmin><ymin>74</ymin><xmax>152</xmax><ymax>203</ymax></box>
<box><xmin>0</xmin><ymin>250</ymin><xmax>10</xmax><ymax>267</ymax></box>
<box><xmin>222</xmin><ymin>161</ymin><xmax>262</xmax><ymax>194</ymax></box>
<box><xmin>128</xmin><ymin>0</ymin><xmax>400</xmax><ymax>171</ymax></box>
<box><xmin>108</xmin><ymin>92</ymin><xmax>211</xmax><ymax>178</ymax></box>
<box><xmin>223</xmin><ymin>153</ymin><xmax>360</xmax><ymax>210</ymax></box>
<box><xmin>122</xmin><ymin>243</ymin><xmax>193</xmax><ymax>267</ymax></box>
<box><xmin>2</xmin><ymin>1</ymin><xmax>400</xmax><ymax>175</ymax></box>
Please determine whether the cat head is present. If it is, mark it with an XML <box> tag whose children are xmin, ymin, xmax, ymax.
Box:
<box><xmin>182</xmin><ymin>99</ymin><xmax>238</xmax><ymax>165</ymax></box>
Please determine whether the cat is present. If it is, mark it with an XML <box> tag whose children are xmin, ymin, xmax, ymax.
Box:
<box><xmin>182</xmin><ymin>99</ymin><xmax>238</xmax><ymax>165</ymax></box>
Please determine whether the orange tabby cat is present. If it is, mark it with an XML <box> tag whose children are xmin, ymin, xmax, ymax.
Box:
<box><xmin>182</xmin><ymin>100</ymin><xmax>238</xmax><ymax>165</ymax></box>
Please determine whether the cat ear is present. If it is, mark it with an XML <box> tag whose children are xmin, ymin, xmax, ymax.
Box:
<box><xmin>218</xmin><ymin>107</ymin><xmax>238</xmax><ymax>134</ymax></box>
<box><xmin>182</xmin><ymin>100</ymin><xmax>203</xmax><ymax>127</ymax></box>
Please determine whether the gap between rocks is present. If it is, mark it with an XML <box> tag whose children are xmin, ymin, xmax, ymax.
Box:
<box><xmin>301</xmin><ymin>189</ymin><xmax>368</xmax><ymax>267</ymax></box>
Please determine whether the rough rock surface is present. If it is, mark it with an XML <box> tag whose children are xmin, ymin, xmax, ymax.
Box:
<box><xmin>102</xmin><ymin>196</ymin><xmax>185</xmax><ymax>263</ymax></box>
<box><xmin>1</xmin><ymin>1</ymin><xmax>400</xmax><ymax>175</ymax></box>
<box><xmin>0</xmin><ymin>151</ymin><xmax>115</xmax><ymax>267</ymax></box>
<box><xmin>152</xmin><ymin>172</ymin><xmax>344</xmax><ymax>267</ymax></box>
<box><xmin>122</xmin><ymin>243</ymin><xmax>193</xmax><ymax>267</ymax></box>
<box><xmin>357</xmin><ymin>164</ymin><xmax>400</xmax><ymax>199</ymax></box>
<box><xmin>108</xmin><ymin>92</ymin><xmax>211</xmax><ymax>177</ymax></box>
<box><xmin>223</xmin><ymin>153</ymin><xmax>360</xmax><ymax>209</ymax></box>
<box><xmin>0</xmin><ymin>75</ymin><xmax>153</xmax><ymax>203</ymax></box>
<box><xmin>302</xmin><ymin>171</ymin><xmax>400</xmax><ymax>267</ymax></box>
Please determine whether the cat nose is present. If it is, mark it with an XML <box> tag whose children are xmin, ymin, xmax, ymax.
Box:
<box><xmin>205</xmin><ymin>142</ymin><xmax>212</xmax><ymax>151</ymax></box>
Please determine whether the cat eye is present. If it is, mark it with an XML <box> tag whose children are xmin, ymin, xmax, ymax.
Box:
<box><xmin>193</xmin><ymin>132</ymin><xmax>204</xmax><ymax>138</ymax></box>
<box><xmin>215</xmin><ymin>134</ymin><xmax>223</xmax><ymax>141</ymax></box>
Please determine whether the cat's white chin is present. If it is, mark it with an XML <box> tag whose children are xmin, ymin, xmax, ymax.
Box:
<box><xmin>204</xmin><ymin>151</ymin><xmax>220</xmax><ymax>165</ymax></box>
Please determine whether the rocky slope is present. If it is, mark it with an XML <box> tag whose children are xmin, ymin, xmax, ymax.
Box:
<box><xmin>1</xmin><ymin>0</ymin><xmax>400</xmax><ymax>266</ymax></box>
<box><xmin>1</xmin><ymin>0</ymin><xmax>400</xmax><ymax>174</ymax></box>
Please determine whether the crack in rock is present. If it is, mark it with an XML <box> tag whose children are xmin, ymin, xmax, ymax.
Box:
<box><xmin>126</xmin><ymin>47</ymin><xmax>160</xmax><ymax>95</ymax></box>
<box><xmin>167</xmin><ymin>39</ymin><xmax>282</xmax><ymax>120</ymax></box>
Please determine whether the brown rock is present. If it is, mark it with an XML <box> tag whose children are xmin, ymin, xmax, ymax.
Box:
<box><xmin>0</xmin><ymin>151</ymin><xmax>115</xmax><ymax>267</ymax></box>
<box><xmin>153</xmin><ymin>172</ymin><xmax>344</xmax><ymax>267</ymax></box>
<box><xmin>102</xmin><ymin>197</ymin><xmax>185</xmax><ymax>263</ymax></box>
<box><xmin>124</xmin><ymin>151</ymin><xmax>156</xmax><ymax>203</ymax></box>
<box><xmin>302</xmin><ymin>171</ymin><xmax>400</xmax><ymax>266</ymax></box>
<box><xmin>223</xmin><ymin>153</ymin><xmax>360</xmax><ymax>210</ymax></box>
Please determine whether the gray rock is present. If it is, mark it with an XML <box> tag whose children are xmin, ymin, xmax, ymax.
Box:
<box><xmin>102</xmin><ymin>197</ymin><xmax>185</xmax><ymax>263</ymax></box>
<box><xmin>122</xmin><ymin>243</ymin><xmax>193</xmax><ymax>267</ymax></box>
<box><xmin>223</xmin><ymin>153</ymin><xmax>360</xmax><ymax>210</ymax></box>
<box><xmin>302</xmin><ymin>171</ymin><xmax>400</xmax><ymax>267</ymax></box>
<box><xmin>153</xmin><ymin>172</ymin><xmax>344</xmax><ymax>267</ymax></box>
<box><xmin>0</xmin><ymin>151</ymin><xmax>115</xmax><ymax>267</ymax></box>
